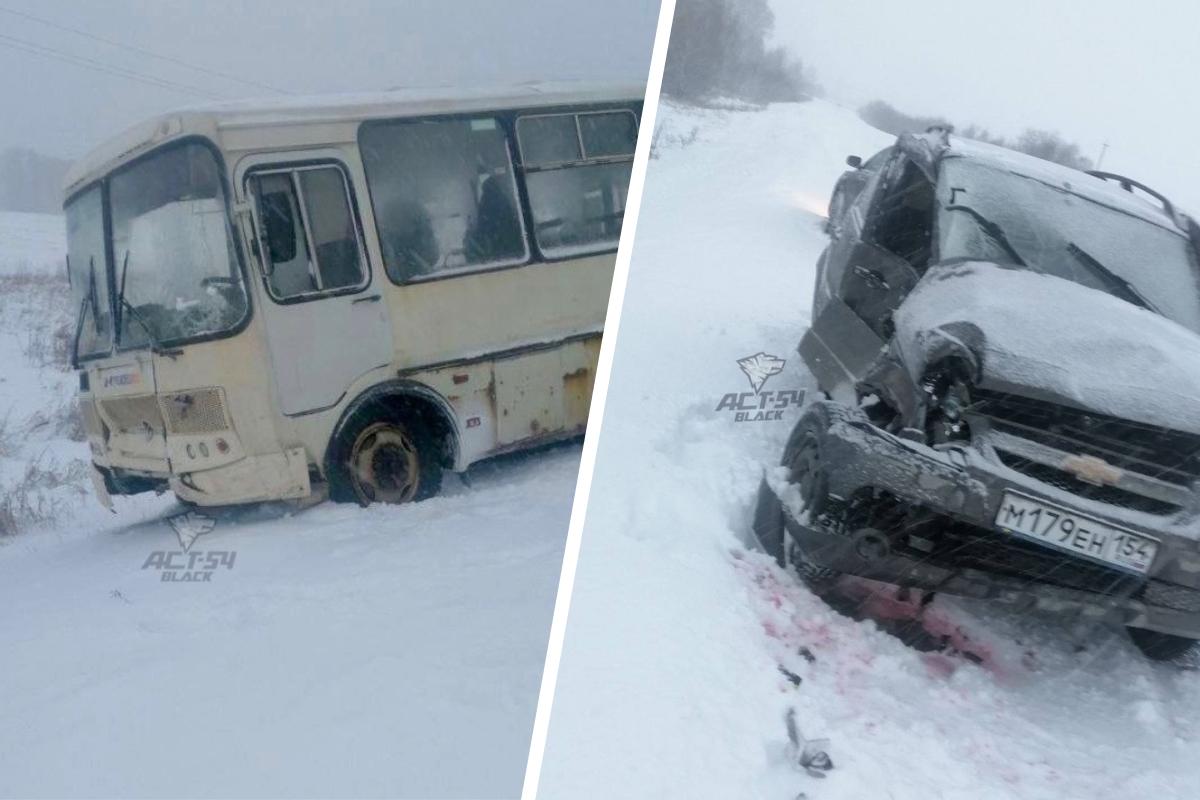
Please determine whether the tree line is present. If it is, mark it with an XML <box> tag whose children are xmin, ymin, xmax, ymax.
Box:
<box><xmin>662</xmin><ymin>0</ymin><xmax>817</xmax><ymax>104</ymax></box>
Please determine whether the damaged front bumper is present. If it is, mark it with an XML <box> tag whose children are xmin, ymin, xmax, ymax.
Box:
<box><xmin>92</xmin><ymin>447</ymin><xmax>312</xmax><ymax>507</ymax></box>
<box><xmin>765</xmin><ymin>409</ymin><xmax>1200</xmax><ymax>639</ymax></box>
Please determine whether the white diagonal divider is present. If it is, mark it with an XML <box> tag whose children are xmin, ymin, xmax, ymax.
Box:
<box><xmin>520</xmin><ymin>2</ymin><xmax>679</xmax><ymax>797</ymax></box>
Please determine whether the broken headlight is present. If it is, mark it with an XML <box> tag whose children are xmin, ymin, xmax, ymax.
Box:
<box><xmin>921</xmin><ymin>369</ymin><xmax>973</xmax><ymax>445</ymax></box>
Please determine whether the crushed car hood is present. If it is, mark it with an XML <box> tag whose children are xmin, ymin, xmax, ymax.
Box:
<box><xmin>893</xmin><ymin>261</ymin><xmax>1200</xmax><ymax>435</ymax></box>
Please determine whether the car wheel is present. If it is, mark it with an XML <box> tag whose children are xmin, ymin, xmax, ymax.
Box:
<box><xmin>329</xmin><ymin>409</ymin><xmax>443</xmax><ymax>506</ymax></box>
<box><xmin>1127</xmin><ymin>627</ymin><xmax>1198</xmax><ymax>662</ymax></box>
<box><xmin>762</xmin><ymin>403</ymin><xmax>855</xmax><ymax>588</ymax></box>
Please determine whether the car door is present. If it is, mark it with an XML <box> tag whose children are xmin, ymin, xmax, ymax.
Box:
<box><xmin>803</xmin><ymin>151</ymin><xmax>923</xmax><ymax>399</ymax></box>
<box><xmin>240</xmin><ymin>156</ymin><xmax>393</xmax><ymax>416</ymax></box>
<box><xmin>826</xmin><ymin>147</ymin><xmax>892</xmax><ymax>238</ymax></box>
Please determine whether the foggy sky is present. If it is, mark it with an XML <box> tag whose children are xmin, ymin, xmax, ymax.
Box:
<box><xmin>0</xmin><ymin>0</ymin><xmax>659</xmax><ymax>159</ymax></box>
<box><xmin>773</xmin><ymin>0</ymin><xmax>1200</xmax><ymax>211</ymax></box>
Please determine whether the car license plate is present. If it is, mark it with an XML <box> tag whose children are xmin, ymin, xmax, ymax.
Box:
<box><xmin>993</xmin><ymin>491</ymin><xmax>1158</xmax><ymax>574</ymax></box>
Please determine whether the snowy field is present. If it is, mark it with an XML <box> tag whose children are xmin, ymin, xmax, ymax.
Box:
<box><xmin>0</xmin><ymin>212</ymin><xmax>570</xmax><ymax>798</ymax></box>
<box><xmin>536</xmin><ymin>99</ymin><xmax>1200</xmax><ymax>799</ymax></box>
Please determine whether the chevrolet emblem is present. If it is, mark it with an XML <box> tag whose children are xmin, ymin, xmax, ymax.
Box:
<box><xmin>1061</xmin><ymin>454</ymin><xmax>1123</xmax><ymax>486</ymax></box>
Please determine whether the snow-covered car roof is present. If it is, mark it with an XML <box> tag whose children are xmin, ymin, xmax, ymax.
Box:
<box><xmin>962</xmin><ymin>143</ymin><xmax>1190</xmax><ymax>231</ymax></box>
<box><xmin>64</xmin><ymin>80</ymin><xmax>644</xmax><ymax>199</ymax></box>
<box><xmin>901</xmin><ymin>130</ymin><xmax>1191</xmax><ymax>234</ymax></box>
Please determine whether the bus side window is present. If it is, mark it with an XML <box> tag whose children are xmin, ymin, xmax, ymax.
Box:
<box><xmin>359</xmin><ymin>117</ymin><xmax>529</xmax><ymax>283</ymax></box>
<box><xmin>517</xmin><ymin>109</ymin><xmax>636</xmax><ymax>258</ymax></box>
<box><xmin>249</xmin><ymin>165</ymin><xmax>366</xmax><ymax>300</ymax></box>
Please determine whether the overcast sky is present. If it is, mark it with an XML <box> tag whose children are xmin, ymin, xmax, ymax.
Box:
<box><xmin>774</xmin><ymin>0</ymin><xmax>1200</xmax><ymax>210</ymax></box>
<box><xmin>0</xmin><ymin>0</ymin><xmax>659</xmax><ymax>159</ymax></box>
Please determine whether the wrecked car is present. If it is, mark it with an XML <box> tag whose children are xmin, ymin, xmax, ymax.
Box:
<box><xmin>754</xmin><ymin>128</ymin><xmax>1200</xmax><ymax>661</ymax></box>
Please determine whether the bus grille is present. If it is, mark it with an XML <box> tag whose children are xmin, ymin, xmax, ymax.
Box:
<box><xmin>159</xmin><ymin>389</ymin><xmax>230</xmax><ymax>435</ymax></box>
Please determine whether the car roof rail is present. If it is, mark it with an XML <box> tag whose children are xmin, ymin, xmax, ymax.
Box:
<box><xmin>1086</xmin><ymin>170</ymin><xmax>1176</xmax><ymax>219</ymax></box>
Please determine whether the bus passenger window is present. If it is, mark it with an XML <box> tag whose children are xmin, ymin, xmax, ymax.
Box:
<box><xmin>517</xmin><ymin>110</ymin><xmax>636</xmax><ymax>258</ymax></box>
<box><xmin>578</xmin><ymin>111</ymin><xmax>638</xmax><ymax>158</ymax></box>
<box><xmin>249</xmin><ymin>165</ymin><xmax>366</xmax><ymax>300</ymax></box>
<box><xmin>359</xmin><ymin>117</ymin><xmax>529</xmax><ymax>283</ymax></box>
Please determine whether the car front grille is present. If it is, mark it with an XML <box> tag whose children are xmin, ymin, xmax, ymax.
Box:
<box><xmin>968</xmin><ymin>389</ymin><xmax>1199</xmax><ymax>515</ymax></box>
<box><xmin>969</xmin><ymin>389</ymin><xmax>1200</xmax><ymax>488</ymax></box>
<box><xmin>993</xmin><ymin>452</ymin><xmax>1181</xmax><ymax>515</ymax></box>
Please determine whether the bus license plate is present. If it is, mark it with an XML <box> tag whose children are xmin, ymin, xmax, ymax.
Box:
<box><xmin>993</xmin><ymin>491</ymin><xmax>1158</xmax><ymax>574</ymax></box>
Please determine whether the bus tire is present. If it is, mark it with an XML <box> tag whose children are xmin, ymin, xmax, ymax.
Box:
<box><xmin>328</xmin><ymin>404</ymin><xmax>443</xmax><ymax>506</ymax></box>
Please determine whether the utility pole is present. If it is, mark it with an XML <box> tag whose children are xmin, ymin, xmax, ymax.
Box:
<box><xmin>1096</xmin><ymin>141</ymin><xmax>1109</xmax><ymax>170</ymax></box>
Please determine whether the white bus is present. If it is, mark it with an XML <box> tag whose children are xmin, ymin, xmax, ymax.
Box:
<box><xmin>66</xmin><ymin>82</ymin><xmax>641</xmax><ymax>507</ymax></box>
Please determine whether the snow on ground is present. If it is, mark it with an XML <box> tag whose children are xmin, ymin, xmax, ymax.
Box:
<box><xmin>0</xmin><ymin>212</ymin><xmax>570</xmax><ymax>798</ymax></box>
<box><xmin>536</xmin><ymin>99</ymin><xmax>1200</xmax><ymax>799</ymax></box>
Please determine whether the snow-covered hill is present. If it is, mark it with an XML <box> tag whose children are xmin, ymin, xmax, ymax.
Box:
<box><xmin>536</xmin><ymin>99</ymin><xmax>1200</xmax><ymax>799</ymax></box>
<box><xmin>0</xmin><ymin>211</ymin><xmax>569</xmax><ymax>797</ymax></box>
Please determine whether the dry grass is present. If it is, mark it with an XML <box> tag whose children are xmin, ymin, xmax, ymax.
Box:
<box><xmin>650</xmin><ymin>124</ymin><xmax>700</xmax><ymax>160</ymax></box>
<box><xmin>0</xmin><ymin>455</ymin><xmax>88</xmax><ymax>538</ymax></box>
<box><xmin>0</xmin><ymin>408</ymin><xmax>13</xmax><ymax>458</ymax></box>
<box><xmin>1</xmin><ymin>273</ymin><xmax>73</xmax><ymax>371</ymax></box>
<box><xmin>0</xmin><ymin>271</ymin><xmax>88</xmax><ymax>537</ymax></box>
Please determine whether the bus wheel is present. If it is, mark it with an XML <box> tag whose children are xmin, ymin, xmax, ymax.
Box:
<box><xmin>332</xmin><ymin>414</ymin><xmax>442</xmax><ymax>506</ymax></box>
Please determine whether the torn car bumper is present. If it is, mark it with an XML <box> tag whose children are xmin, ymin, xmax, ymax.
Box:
<box><xmin>766</xmin><ymin>412</ymin><xmax>1200</xmax><ymax>639</ymax></box>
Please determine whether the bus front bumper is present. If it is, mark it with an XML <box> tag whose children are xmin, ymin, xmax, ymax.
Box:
<box><xmin>170</xmin><ymin>447</ymin><xmax>312</xmax><ymax>506</ymax></box>
<box><xmin>91</xmin><ymin>447</ymin><xmax>311</xmax><ymax>507</ymax></box>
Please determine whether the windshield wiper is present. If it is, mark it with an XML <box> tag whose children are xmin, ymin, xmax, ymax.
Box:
<box><xmin>70</xmin><ymin>256</ymin><xmax>98</xmax><ymax>366</ymax></box>
<box><xmin>114</xmin><ymin>250</ymin><xmax>179</xmax><ymax>359</ymax></box>
<box><xmin>1065</xmin><ymin>241</ymin><xmax>1161</xmax><ymax>315</ymax></box>
<box><xmin>944</xmin><ymin>203</ymin><xmax>1028</xmax><ymax>268</ymax></box>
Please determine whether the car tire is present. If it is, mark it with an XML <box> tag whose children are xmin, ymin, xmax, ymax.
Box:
<box><xmin>1127</xmin><ymin>627</ymin><xmax>1198</xmax><ymax>662</ymax></box>
<box><xmin>758</xmin><ymin>402</ymin><xmax>863</xmax><ymax>587</ymax></box>
<box><xmin>328</xmin><ymin>406</ymin><xmax>443</xmax><ymax>506</ymax></box>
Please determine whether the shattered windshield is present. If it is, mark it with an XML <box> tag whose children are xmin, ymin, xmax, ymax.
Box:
<box><xmin>65</xmin><ymin>185</ymin><xmax>113</xmax><ymax>361</ymax></box>
<box><xmin>937</xmin><ymin>159</ymin><xmax>1200</xmax><ymax>333</ymax></box>
<box><xmin>109</xmin><ymin>142</ymin><xmax>247</xmax><ymax>349</ymax></box>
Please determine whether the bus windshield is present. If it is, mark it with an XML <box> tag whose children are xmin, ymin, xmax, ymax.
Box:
<box><xmin>65</xmin><ymin>185</ymin><xmax>113</xmax><ymax>361</ymax></box>
<box><xmin>109</xmin><ymin>142</ymin><xmax>247</xmax><ymax>349</ymax></box>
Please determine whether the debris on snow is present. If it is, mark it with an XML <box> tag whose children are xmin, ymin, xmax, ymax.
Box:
<box><xmin>785</xmin><ymin>708</ymin><xmax>834</xmax><ymax>778</ymax></box>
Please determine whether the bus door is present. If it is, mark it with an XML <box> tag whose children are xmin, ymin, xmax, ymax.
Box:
<box><xmin>239</xmin><ymin>156</ymin><xmax>392</xmax><ymax>416</ymax></box>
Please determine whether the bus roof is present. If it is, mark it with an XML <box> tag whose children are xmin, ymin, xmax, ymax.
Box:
<box><xmin>64</xmin><ymin>80</ymin><xmax>644</xmax><ymax>199</ymax></box>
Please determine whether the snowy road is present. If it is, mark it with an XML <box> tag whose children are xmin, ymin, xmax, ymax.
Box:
<box><xmin>0</xmin><ymin>211</ymin><xmax>572</xmax><ymax>798</ymax></box>
<box><xmin>0</xmin><ymin>447</ymin><xmax>573</xmax><ymax>799</ymax></box>
<box><xmin>536</xmin><ymin>100</ymin><xmax>1200</xmax><ymax>799</ymax></box>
